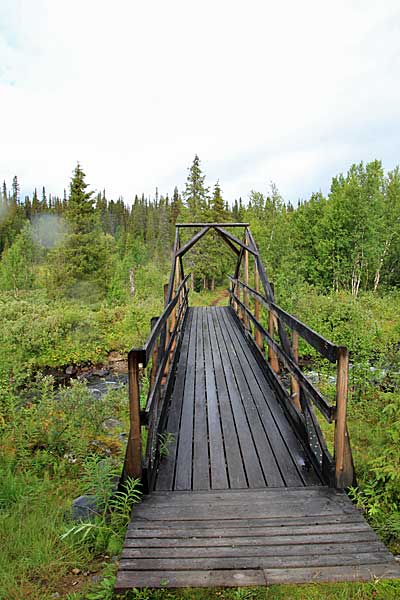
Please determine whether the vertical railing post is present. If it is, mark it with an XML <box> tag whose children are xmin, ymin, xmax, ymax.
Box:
<box><xmin>268</xmin><ymin>309</ymin><xmax>280</xmax><ymax>373</ymax></box>
<box><xmin>290</xmin><ymin>330</ymin><xmax>301</xmax><ymax>410</ymax></box>
<box><xmin>254</xmin><ymin>261</ymin><xmax>263</xmax><ymax>350</ymax></box>
<box><xmin>334</xmin><ymin>346</ymin><xmax>354</xmax><ymax>488</ymax></box>
<box><xmin>125</xmin><ymin>349</ymin><xmax>144</xmax><ymax>479</ymax></box>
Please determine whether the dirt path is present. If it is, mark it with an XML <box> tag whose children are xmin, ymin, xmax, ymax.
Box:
<box><xmin>211</xmin><ymin>288</ymin><xmax>229</xmax><ymax>306</ymax></box>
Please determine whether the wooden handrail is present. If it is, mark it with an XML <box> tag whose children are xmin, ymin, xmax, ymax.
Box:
<box><xmin>228</xmin><ymin>260</ymin><xmax>355</xmax><ymax>488</ymax></box>
<box><xmin>176</xmin><ymin>222</ymin><xmax>249</xmax><ymax>227</ymax></box>
<box><xmin>140</xmin><ymin>274</ymin><xmax>190</xmax><ymax>365</ymax></box>
<box><xmin>231</xmin><ymin>290</ymin><xmax>334</xmax><ymax>422</ymax></box>
<box><xmin>144</xmin><ymin>289</ymin><xmax>189</xmax><ymax>414</ymax></box>
<box><xmin>229</xmin><ymin>276</ymin><xmax>339</xmax><ymax>363</ymax></box>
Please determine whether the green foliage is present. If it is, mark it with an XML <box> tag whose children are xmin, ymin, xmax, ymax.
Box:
<box><xmin>0</xmin><ymin>223</ymin><xmax>38</xmax><ymax>292</ymax></box>
<box><xmin>61</xmin><ymin>460</ymin><xmax>141</xmax><ymax>556</ymax></box>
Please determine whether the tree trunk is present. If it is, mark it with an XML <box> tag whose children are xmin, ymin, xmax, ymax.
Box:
<box><xmin>129</xmin><ymin>268</ymin><xmax>135</xmax><ymax>297</ymax></box>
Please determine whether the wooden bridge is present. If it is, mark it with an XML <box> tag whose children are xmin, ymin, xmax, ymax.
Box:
<box><xmin>115</xmin><ymin>224</ymin><xmax>400</xmax><ymax>591</ymax></box>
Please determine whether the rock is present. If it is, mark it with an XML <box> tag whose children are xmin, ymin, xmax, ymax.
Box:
<box><xmin>71</xmin><ymin>568</ymin><xmax>81</xmax><ymax>575</ymax></box>
<box><xmin>51</xmin><ymin>594</ymin><xmax>61</xmax><ymax>599</ymax></box>
<box><xmin>90</xmin><ymin>440</ymin><xmax>112</xmax><ymax>455</ymax></box>
<box><xmin>72</xmin><ymin>495</ymin><xmax>100</xmax><ymax>522</ymax></box>
<box><xmin>103</xmin><ymin>418</ymin><xmax>123</xmax><ymax>431</ymax></box>
<box><xmin>65</xmin><ymin>365</ymin><xmax>76</xmax><ymax>376</ymax></box>
<box><xmin>92</xmin><ymin>368</ymin><xmax>109</xmax><ymax>377</ymax></box>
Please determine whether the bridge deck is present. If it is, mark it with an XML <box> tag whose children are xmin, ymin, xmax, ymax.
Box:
<box><xmin>116</xmin><ymin>487</ymin><xmax>400</xmax><ymax>590</ymax></box>
<box><xmin>116</xmin><ymin>306</ymin><xmax>400</xmax><ymax>590</ymax></box>
<box><xmin>156</xmin><ymin>306</ymin><xmax>321</xmax><ymax>491</ymax></box>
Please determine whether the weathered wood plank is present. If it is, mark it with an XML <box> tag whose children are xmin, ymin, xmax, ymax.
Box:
<box><xmin>124</xmin><ymin>531</ymin><xmax>378</xmax><ymax>548</ymax></box>
<box><xmin>217</xmin><ymin>309</ymin><xmax>287</xmax><ymax>487</ymax></box>
<box><xmin>119</xmin><ymin>551</ymin><xmax>392</xmax><ymax>571</ymax></box>
<box><xmin>129</xmin><ymin>513</ymin><xmax>366</xmax><ymax>529</ymax></box>
<box><xmin>203</xmin><ymin>308</ymin><xmax>229</xmax><ymax>489</ymax></box>
<box><xmin>122</xmin><ymin>541</ymin><xmax>386</xmax><ymax>560</ymax></box>
<box><xmin>211</xmin><ymin>309</ymin><xmax>265</xmax><ymax>487</ymax></box>
<box><xmin>174</xmin><ymin>310</ymin><xmax>198</xmax><ymax>490</ymax></box>
<box><xmin>222</xmin><ymin>308</ymin><xmax>311</xmax><ymax>486</ymax></box>
<box><xmin>127</xmin><ymin>522</ymin><xmax>371</xmax><ymax>539</ymax></box>
<box><xmin>224</xmin><ymin>308</ymin><xmax>322</xmax><ymax>486</ymax></box>
<box><xmin>206</xmin><ymin>309</ymin><xmax>247</xmax><ymax>488</ymax></box>
<box><xmin>134</xmin><ymin>493</ymin><xmax>353</xmax><ymax>515</ymax></box>
<box><xmin>263</xmin><ymin>563</ymin><xmax>400</xmax><ymax>584</ymax></box>
<box><xmin>144</xmin><ymin>486</ymin><xmax>347</xmax><ymax>503</ymax></box>
<box><xmin>131</xmin><ymin>500</ymin><xmax>358</xmax><ymax>521</ymax></box>
<box><xmin>155</xmin><ymin>310</ymin><xmax>193</xmax><ymax>491</ymax></box>
<box><xmin>115</xmin><ymin>569</ymin><xmax>265</xmax><ymax>591</ymax></box>
<box><xmin>192</xmin><ymin>309</ymin><xmax>210</xmax><ymax>490</ymax></box>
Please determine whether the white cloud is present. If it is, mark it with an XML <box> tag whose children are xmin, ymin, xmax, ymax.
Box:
<box><xmin>1</xmin><ymin>0</ymin><xmax>400</xmax><ymax>204</ymax></box>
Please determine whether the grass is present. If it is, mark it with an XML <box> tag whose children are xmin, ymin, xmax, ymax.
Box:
<box><xmin>111</xmin><ymin>580</ymin><xmax>400</xmax><ymax>599</ymax></box>
<box><xmin>1</xmin><ymin>284</ymin><xmax>400</xmax><ymax>599</ymax></box>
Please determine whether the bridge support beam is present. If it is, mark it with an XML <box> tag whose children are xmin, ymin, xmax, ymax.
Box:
<box><xmin>334</xmin><ymin>347</ymin><xmax>355</xmax><ymax>488</ymax></box>
<box><xmin>125</xmin><ymin>349</ymin><xmax>144</xmax><ymax>480</ymax></box>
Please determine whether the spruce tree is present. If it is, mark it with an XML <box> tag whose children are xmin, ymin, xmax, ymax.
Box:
<box><xmin>51</xmin><ymin>163</ymin><xmax>111</xmax><ymax>296</ymax></box>
<box><xmin>183</xmin><ymin>155</ymin><xmax>209</xmax><ymax>220</ymax></box>
<box><xmin>12</xmin><ymin>176</ymin><xmax>20</xmax><ymax>204</ymax></box>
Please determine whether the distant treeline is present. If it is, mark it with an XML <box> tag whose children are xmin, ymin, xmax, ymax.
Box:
<box><xmin>1</xmin><ymin>157</ymin><xmax>399</xmax><ymax>297</ymax></box>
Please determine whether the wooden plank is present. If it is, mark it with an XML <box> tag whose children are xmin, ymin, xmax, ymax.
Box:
<box><xmin>155</xmin><ymin>310</ymin><xmax>193</xmax><ymax>491</ymax></box>
<box><xmin>263</xmin><ymin>563</ymin><xmax>400</xmax><ymax>584</ymax></box>
<box><xmin>206</xmin><ymin>309</ymin><xmax>247</xmax><ymax>488</ymax></box>
<box><xmin>122</xmin><ymin>541</ymin><xmax>386</xmax><ymax>559</ymax></box>
<box><xmin>130</xmin><ymin>499</ymin><xmax>358</xmax><ymax>520</ymax></box>
<box><xmin>129</xmin><ymin>513</ymin><xmax>366</xmax><ymax>529</ymax></box>
<box><xmin>115</xmin><ymin>569</ymin><xmax>265</xmax><ymax>591</ymax></box>
<box><xmin>124</xmin><ymin>531</ymin><xmax>378</xmax><ymax>548</ymax></box>
<box><xmin>211</xmin><ymin>309</ymin><xmax>266</xmax><ymax>487</ymax></box>
<box><xmin>141</xmin><ymin>486</ymin><xmax>349</xmax><ymax>504</ymax></box>
<box><xmin>203</xmin><ymin>308</ymin><xmax>229</xmax><ymax>489</ymax></box>
<box><xmin>119</xmin><ymin>551</ymin><xmax>392</xmax><ymax>571</ymax></box>
<box><xmin>174</xmin><ymin>310</ymin><xmax>197</xmax><ymax>490</ymax></box>
<box><xmin>223</xmin><ymin>308</ymin><xmax>322</xmax><ymax>487</ymax></box>
<box><xmin>127</xmin><ymin>522</ymin><xmax>373</xmax><ymax>539</ymax></box>
<box><xmin>221</xmin><ymin>308</ymin><xmax>305</xmax><ymax>487</ymax></box>
<box><xmin>192</xmin><ymin>308</ymin><xmax>210</xmax><ymax>490</ymax></box>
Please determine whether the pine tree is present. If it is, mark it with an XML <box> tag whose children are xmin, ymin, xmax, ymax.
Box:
<box><xmin>12</xmin><ymin>176</ymin><xmax>20</xmax><ymax>204</ymax></box>
<box><xmin>51</xmin><ymin>163</ymin><xmax>111</xmax><ymax>296</ymax></box>
<box><xmin>171</xmin><ymin>186</ymin><xmax>183</xmax><ymax>226</ymax></box>
<box><xmin>183</xmin><ymin>155</ymin><xmax>209</xmax><ymax>220</ymax></box>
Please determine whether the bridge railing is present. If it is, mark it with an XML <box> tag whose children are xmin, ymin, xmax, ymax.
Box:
<box><xmin>228</xmin><ymin>268</ymin><xmax>355</xmax><ymax>489</ymax></box>
<box><xmin>123</xmin><ymin>273</ymin><xmax>190</xmax><ymax>491</ymax></box>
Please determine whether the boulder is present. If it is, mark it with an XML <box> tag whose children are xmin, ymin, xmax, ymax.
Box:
<box><xmin>72</xmin><ymin>495</ymin><xmax>100</xmax><ymax>522</ymax></box>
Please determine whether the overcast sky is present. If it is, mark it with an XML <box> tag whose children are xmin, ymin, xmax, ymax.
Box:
<box><xmin>1</xmin><ymin>0</ymin><xmax>400</xmax><ymax>205</ymax></box>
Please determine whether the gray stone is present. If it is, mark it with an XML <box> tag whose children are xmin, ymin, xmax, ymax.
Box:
<box><xmin>92</xmin><ymin>368</ymin><xmax>109</xmax><ymax>377</ymax></box>
<box><xmin>65</xmin><ymin>365</ymin><xmax>76</xmax><ymax>376</ymax></box>
<box><xmin>72</xmin><ymin>495</ymin><xmax>101</xmax><ymax>522</ymax></box>
<box><xmin>103</xmin><ymin>418</ymin><xmax>123</xmax><ymax>431</ymax></box>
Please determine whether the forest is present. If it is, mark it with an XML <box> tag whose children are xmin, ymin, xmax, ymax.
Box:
<box><xmin>1</xmin><ymin>156</ymin><xmax>400</xmax><ymax>599</ymax></box>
